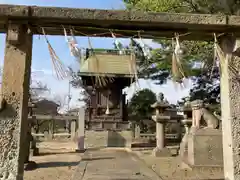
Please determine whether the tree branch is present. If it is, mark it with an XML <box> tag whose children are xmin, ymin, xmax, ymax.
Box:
<box><xmin>183</xmin><ymin>0</ymin><xmax>203</xmax><ymax>13</ymax></box>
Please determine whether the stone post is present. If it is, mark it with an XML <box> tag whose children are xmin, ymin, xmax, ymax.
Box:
<box><xmin>24</xmin><ymin>102</ymin><xmax>33</xmax><ymax>164</ymax></box>
<box><xmin>0</xmin><ymin>23</ymin><xmax>32</xmax><ymax>180</ymax></box>
<box><xmin>178</xmin><ymin>98</ymin><xmax>192</xmax><ymax>159</ymax></box>
<box><xmin>151</xmin><ymin>93</ymin><xmax>171</xmax><ymax>157</ymax></box>
<box><xmin>71</xmin><ymin>120</ymin><xmax>76</xmax><ymax>140</ymax></box>
<box><xmin>182</xmin><ymin>117</ymin><xmax>190</xmax><ymax>134</ymax></box>
<box><xmin>48</xmin><ymin>120</ymin><xmax>53</xmax><ymax>140</ymax></box>
<box><xmin>24</xmin><ymin>131</ymin><xmax>31</xmax><ymax>164</ymax></box>
<box><xmin>135</xmin><ymin>124</ymin><xmax>141</xmax><ymax>139</ymax></box>
<box><xmin>76</xmin><ymin>107</ymin><xmax>85</xmax><ymax>152</ymax></box>
<box><xmin>29</xmin><ymin>115</ymin><xmax>39</xmax><ymax>156</ymax></box>
<box><xmin>176</xmin><ymin>120</ymin><xmax>182</xmax><ymax>142</ymax></box>
<box><xmin>218</xmin><ymin>34</ymin><xmax>240</xmax><ymax>180</ymax></box>
<box><xmin>170</xmin><ymin>109</ymin><xmax>182</xmax><ymax>141</ymax></box>
<box><xmin>179</xmin><ymin>114</ymin><xmax>192</xmax><ymax>159</ymax></box>
<box><xmin>155</xmin><ymin>120</ymin><xmax>165</xmax><ymax>149</ymax></box>
<box><xmin>44</xmin><ymin>131</ymin><xmax>49</xmax><ymax>141</ymax></box>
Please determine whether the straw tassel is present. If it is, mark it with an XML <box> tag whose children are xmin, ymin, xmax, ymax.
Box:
<box><xmin>138</xmin><ymin>31</ymin><xmax>152</xmax><ymax>60</ymax></box>
<box><xmin>63</xmin><ymin>27</ymin><xmax>82</xmax><ymax>64</ymax></box>
<box><xmin>129</xmin><ymin>38</ymin><xmax>141</xmax><ymax>91</ymax></box>
<box><xmin>171</xmin><ymin>35</ymin><xmax>186</xmax><ymax>84</ymax></box>
<box><xmin>42</xmin><ymin>28</ymin><xmax>68</xmax><ymax>80</ymax></box>
<box><xmin>110</xmin><ymin>30</ymin><xmax>125</xmax><ymax>55</ymax></box>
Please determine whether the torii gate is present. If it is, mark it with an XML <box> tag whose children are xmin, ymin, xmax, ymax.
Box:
<box><xmin>0</xmin><ymin>4</ymin><xmax>239</xmax><ymax>180</ymax></box>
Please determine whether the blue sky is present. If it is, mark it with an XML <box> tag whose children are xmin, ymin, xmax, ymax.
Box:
<box><xmin>0</xmin><ymin>0</ymin><xmax>191</xmax><ymax>111</ymax></box>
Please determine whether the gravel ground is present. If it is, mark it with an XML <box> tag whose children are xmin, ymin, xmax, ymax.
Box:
<box><xmin>23</xmin><ymin>142</ymin><xmax>224</xmax><ymax>180</ymax></box>
<box><xmin>130</xmin><ymin>149</ymin><xmax>224</xmax><ymax>180</ymax></box>
<box><xmin>72</xmin><ymin>148</ymin><xmax>162</xmax><ymax>180</ymax></box>
<box><xmin>24</xmin><ymin>141</ymin><xmax>81</xmax><ymax>180</ymax></box>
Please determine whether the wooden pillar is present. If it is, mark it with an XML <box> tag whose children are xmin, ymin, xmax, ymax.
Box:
<box><xmin>0</xmin><ymin>23</ymin><xmax>32</xmax><ymax>180</ymax></box>
<box><xmin>219</xmin><ymin>34</ymin><xmax>240</xmax><ymax>180</ymax></box>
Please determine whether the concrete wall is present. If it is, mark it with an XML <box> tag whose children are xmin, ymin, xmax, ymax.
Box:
<box><xmin>85</xmin><ymin>130</ymin><xmax>132</xmax><ymax>148</ymax></box>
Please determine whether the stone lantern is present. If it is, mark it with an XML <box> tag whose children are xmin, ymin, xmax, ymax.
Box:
<box><xmin>151</xmin><ymin>93</ymin><xmax>172</xmax><ymax>157</ymax></box>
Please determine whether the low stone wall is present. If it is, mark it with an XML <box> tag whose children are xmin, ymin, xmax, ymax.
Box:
<box><xmin>85</xmin><ymin>130</ymin><xmax>132</xmax><ymax>148</ymax></box>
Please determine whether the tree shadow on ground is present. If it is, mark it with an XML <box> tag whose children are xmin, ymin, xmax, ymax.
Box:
<box><xmin>38</xmin><ymin>146</ymin><xmax>108</xmax><ymax>156</ymax></box>
<box><xmin>82</xmin><ymin>157</ymin><xmax>115</xmax><ymax>161</ymax></box>
<box><xmin>36</xmin><ymin>161</ymin><xmax>80</xmax><ymax>168</ymax></box>
<box><xmin>36</xmin><ymin>157</ymin><xmax>115</xmax><ymax>168</ymax></box>
<box><xmin>39</xmin><ymin>151</ymin><xmax>77</xmax><ymax>156</ymax></box>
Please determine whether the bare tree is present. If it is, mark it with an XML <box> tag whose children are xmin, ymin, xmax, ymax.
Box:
<box><xmin>52</xmin><ymin>94</ymin><xmax>66</xmax><ymax>112</ymax></box>
<box><xmin>30</xmin><ymin>80</ymin><xmax>50</xmax><ymax>101</ymax></box>
<box><xmin>52</xmin><ymin>94</ymin><xmax>71</xmax><ymax>132</ymax></box>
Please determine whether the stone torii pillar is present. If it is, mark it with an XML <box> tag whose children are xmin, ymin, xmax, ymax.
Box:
<box><xmin>218</xmin><ymin>34</ymin><xmax>240</xmax><ymax>180</ymax></box>
<box><xmin>0</xmin><ymin>23</ymin><xmax>32</xmax><ymax>180</ymax></box>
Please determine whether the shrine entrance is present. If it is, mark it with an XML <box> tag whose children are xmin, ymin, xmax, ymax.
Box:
<box><xmin>0</xmin><ymin>4</ymin><xmax>240</xmax><ymax>180</ymax></box>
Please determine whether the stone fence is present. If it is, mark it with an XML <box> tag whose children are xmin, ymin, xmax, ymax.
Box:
<box><xmin>85</xmin><ymin>120</ymin><xmax>131</xmax><ymax>131</ymax></box>
<box><xmin>30</xmin><ymin>114</ymin><xmax>78</xmax><ymax>141</ymax></box>
<box><xmin>139</xmin><ymin>133</ymin><xmax>184</xmax><ymax>140</ymax></box>
<box><xmin>84</xmin><ymin>130</ymin><xmax>132</xmax><ymax>148</ymax></box>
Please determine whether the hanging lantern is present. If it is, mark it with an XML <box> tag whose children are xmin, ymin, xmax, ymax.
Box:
<box><xmin>105</xmin><ymin>104</ymin><xmax>110</xmax><ymax>115</ymax></box>
<box><xmin>105</xmin><ymin>91</ymin><xmax>110</xmax><ymax>115</ymax></box>
<box><xmin>92</xmin><ymin>88</ymin><xmax>96</xmax><ymax>95</ymax></box>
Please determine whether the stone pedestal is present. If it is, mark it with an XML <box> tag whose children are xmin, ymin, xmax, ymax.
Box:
<box><xmin>187</xmin><ymin>128</ymin><xmax>223</xmax><ymax>167</ymax></box>
<box><xmin>152</xmin><ymin>147</ymin><xmax>171</xmax><ymax>157</ymax></box>
<box><xmin>151</xmin><ymin>121</ymin><xmax>171</xmax><ymax>157</ymax></box>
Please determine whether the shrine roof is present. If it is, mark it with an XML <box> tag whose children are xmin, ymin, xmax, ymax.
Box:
<box><xmin>79</xmin><ymin>53</ymin><xmax>136</xmax><ymax>77</ymax></box>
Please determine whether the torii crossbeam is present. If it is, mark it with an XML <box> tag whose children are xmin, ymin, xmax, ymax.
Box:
<box><xmin>0</xmin><ymin>4</ymin><xmax>240</xmax><ymax>39</ymax></box>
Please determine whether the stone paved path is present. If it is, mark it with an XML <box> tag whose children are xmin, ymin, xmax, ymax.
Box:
<box><xmin>72</xmin><ymin>148</ymin><xmax>162</xmax><ymax>180</ymax></box>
